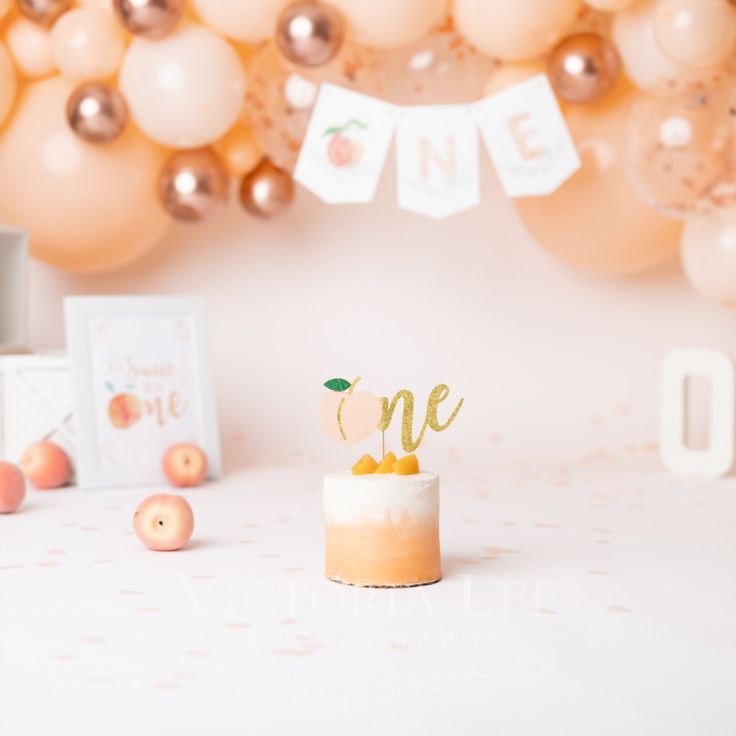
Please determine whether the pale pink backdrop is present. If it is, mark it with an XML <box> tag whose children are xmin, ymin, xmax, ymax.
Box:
<box><xmin>27</xmin><ymin>157</ymin><xmax>736</xmax><ymax>473</ymax></box>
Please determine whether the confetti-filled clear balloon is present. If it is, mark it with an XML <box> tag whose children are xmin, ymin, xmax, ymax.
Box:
<box><xmin>372</xmin><ymin>23</ymin><xmax>496</xmax><ymax>105</ymax></box>
<box><xmin>625</xmin><ymin>73</ymin><xmax>736</xmax><ymax>219</ymax></box>
<box><xmin>17</xmin><ymin>0</ymin><xmax>71</xmax><ymax>27</ymax></box>
<box><xmin>113</xmin><ymin>0</ymin><xmax>183</xmax><ymax>39</ymax></box>
<box><xmin>158</xmin><ymin>148</ymin><xmax>229</xmax><ymax>222</ymax></box>
<box><xmin>547</xmin><ymin>33</ymin><xmax>620</xmax><ymax>104</ymax></box>
<box><xmin>244</xmin><ymin>40</ymin><xmax>380</xmax><ymax>172</ymax></box>
<box><xmin>276</xmin><ymin>1</ymin><xmax>344</xmax><ymax>68</ymax></box>
<box><xmin>66</xmin><ymin>82</ymin><xmax>128</xmax><ymax>143</ymax></box>
<box><xmin>239</xmin><ymin>159</ymin><xmax>294</xmax><ymax>218</ymax></box>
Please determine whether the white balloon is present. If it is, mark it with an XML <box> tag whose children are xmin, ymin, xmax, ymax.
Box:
<box><xmin>190</xmin><ymin>0</ymin><xmax>290</xmax><ymax>42</ymax></box>
<box><xmin>5</xmin><ymin>17</ymin><xmax>56</xmax><ymax>79</ymax></box>
<box><xmin>51</xmin><ymin>7</ymin><xmax>125</xmax><ymax>81</ymax></box>
<box><xmin>612</xmin><ymin>0</ymin><xmax>681</xmax><ymax>88</ymax></box>
<box><xmin>119</xmin><ymin>23</ymin><xmax>246</xmax><ymax>148</ymax></box>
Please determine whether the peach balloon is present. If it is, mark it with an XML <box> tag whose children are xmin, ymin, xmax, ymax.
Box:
<box><xmin>515</xmin><ymin>81</ymin><xmax>682</xmax><ymax>275</ymax></box>
<box><xmin>453</xmin><ymin>0</ymin><xmax>581</xmax><ymax>61</ymax></box>
<box><xmin>133</xmin><ymin>493</ymin><xmax>194</xmax><ymax>551</ymax></box>
<box><xmin>0</xmin><ymin>462</ymin><xmax>25</xmax><ymax>513</ymax></box>
<box><xmin>0</xmin><ymin>76</ymin><xmax>170</xmax><ymax>272</ymax></box>
<box><xmin>654</xmin><ymin>0</ymin><xmax>736</xmax><ymax>69</ymax></box>
<box><xmin>5</xmin><ymin>16</ymin><xmax>56</xmax><ymax>78</ymax></box>
<box><xmin>681</xmin><ymin>213</ymin><xmax>736</xmax><ymax>307</ymax></box>
<box><xmin>214</xmin><ymin>120</ymin><xmax>262</xmax><ymax>177</ymax></box>
<box><xmin>612</xmin><ymin>0</ymin><xmax>681</xmax><ymax>88</ymax></box>
<box><xmin>162</xmin><ymin>444</ymin><xmax>208</xmax><ymax>487</ymax></box>
<box><xmin>483</xmin><ymin>62</ymin><xmax>546</xmax><ymax>97</ymax></box>
<box><xmin>50</xmin><ymin>6</ymin><xmax>125</xmax><ymax>81</ymax></box>
<box><xmin>20</xmin><ymin>441</ymin><xmax>71</xmax><ymax>489</ymax></box>
<box><xmin>584</xmin><ymin>0</ymin><xmax>635</xmax><ymax>9</ymax></box>
<box><xmin>119</xmin><ymin>22</ymin><xmax>246</xmax><ymax>148</ymax></box>
<box><xmin>330</xmin><ymin>0</ymin><xmax>447</xmax><ymax>49</ymax></box>
<box><xmin>0</xmin><ymin>42</ymin><xmax>16</xmax><ymax>127</ymax></box>
<box><xmin>190</xmin><ymin>0</ymin><xmax>291</xmax><ymax>42</ymax></box>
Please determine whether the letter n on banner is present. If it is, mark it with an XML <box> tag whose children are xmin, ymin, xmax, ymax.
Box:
<box><xmin>474</xmin><ymin>74</ymin><xmax>581</xmax><ymax>197</ymax></box>
<box><xmin>294</xmin><ymin>83</ymin><xmax>396</xmax><ymax>204</ymax></box>
<box><xmin>396</xmin><ymin>105</ymin><xmax>480</xmax><ymax>219</ymax></box>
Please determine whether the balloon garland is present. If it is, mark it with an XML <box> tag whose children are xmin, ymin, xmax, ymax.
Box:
<box><xmin>1</xmin><ymin>0</ymin><xmax>736</xmax><ymax>307</ymax></box>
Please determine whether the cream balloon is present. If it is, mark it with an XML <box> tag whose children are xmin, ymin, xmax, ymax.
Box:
<box><xmin>5</xmin><ymin>17</ymin><xmax>56</xmax><ymax>78</ymax></box>
<box><xmin>612</xmin><ymin>0</ymin><xmax>681</xmax><ymax>88</ymax></box>
<box><xmin>330</xmin><ymin>0</ymin><xmax>447</xmax><ymax>49</ymax></box>
<box><xmin>0</xmin><ymin>42</ymin><xmax>16</xmax><ymax>127</ymax></box>
<box><xmin>0</xmin><ymin>76</ymin><xmax>170</xmax><ymax>273</ymax></box>
<box><xmin>51</xmin><ymin>7</ymin><xmax>125</xmax><ymax>81</ymax></box>
<box><xmin>584</xmin><ymin>0</ymin><xmax>636</xmax><ymax>9</ymax></box>
<box><xmin>653</xmin><ymin>0</ymin><xmax>736</xmax><ymax>69</ymax></box>
<box><xmin>681</xmin><ymin>213</ymin><xmax>736</xmax><ymax>307</ymax></box>
<box><xmin>119</xmin><ymin>22</ymin><xmax>246</xmax><ymax>148</ymax></box>
<box><xmin>190</xmin><ymin>0</ymin><xmax>290</xmax><ymax>42</ymax></box>
<box><xmin>454</xmin><ymin>0</ymin><xmax>581</xmax><ymax>61</ymax></box>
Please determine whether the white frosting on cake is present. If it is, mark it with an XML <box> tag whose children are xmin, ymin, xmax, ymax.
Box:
<box><xmin>323</xmin><ymin>471</ymin><xmax>439</xmax><ymax>525</ymax></box>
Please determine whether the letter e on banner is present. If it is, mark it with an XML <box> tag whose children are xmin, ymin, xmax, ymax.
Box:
<box><xmin>474</xmin><ymin>75</ymin><xmax>580</xmax><ymax>197</ymax></box>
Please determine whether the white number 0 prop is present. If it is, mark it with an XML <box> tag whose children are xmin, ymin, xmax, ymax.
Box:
<box><xmin>660</xmin><ymin>349</ymin><xmax>736</xmax><ymax>478</ymax></box>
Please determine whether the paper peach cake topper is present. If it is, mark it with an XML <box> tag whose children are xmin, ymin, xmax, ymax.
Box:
<box><xmin>318</xmin><ymin>376</ymin><xmax>463</xmax><ymax>453</ymax></box>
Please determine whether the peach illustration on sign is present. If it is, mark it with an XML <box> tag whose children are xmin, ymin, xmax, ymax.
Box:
<box><xmin>318</xmin><ymin>377</ymin><xmax>382</xmax><ymax>445</ymax></box>
<box><xmin>324</xmin><ymin>119</ymin><xmax>365</xmax><ymax>168</ymax></box>
<box><xmin>106</xmin><ymin>380</ymin><xmax>142</xmax><ymax>429</ymax></box>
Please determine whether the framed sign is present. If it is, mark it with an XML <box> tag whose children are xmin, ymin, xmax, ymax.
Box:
<box><xmin>0</xmin><ymin>227</ymin><xmax>28</xmax><ymax>354</ymax></box>
<box><xmin>64</xmin><ymin>296</ymin><xmax>221</xmax><ymax>489</ymax></box>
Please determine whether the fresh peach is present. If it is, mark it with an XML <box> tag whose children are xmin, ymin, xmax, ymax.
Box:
<box><xmin>133</xmin><ymin>493</ymin><xmax>194</xmax><ymax>551</ymax></box>
<box><xmin>108</xmin><ymin>392</ymin><xmax>142</xmax><ymax>429</ymax></box>
<box><xmin>19</xmin><ymin>442</ymin><xmax>72</xmax><ymax>490</ymax></box>
<box><xmin>0</xmin><ymin>462</ymin><xmax>25</xmax><ymax>513</ymax></box>
<box><xmin>162</xmin><ymin>444</ymin><xmax>208</xmax><ymax>488</ymax></box>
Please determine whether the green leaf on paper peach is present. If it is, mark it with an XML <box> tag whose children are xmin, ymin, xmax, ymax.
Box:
<box><xmin>105</xmin><ymin>381</ymin><xmax>114</xmax><ymax>393</ymax></box>
<box><xmin>324</xmin><ymin>378</ymin><xmax>351</xmax><ymax>392</ymax></box>
<box><xmin>323</xmin><ymin>119</ymin><xmax>368</xmax><ymax>136</ymax></box>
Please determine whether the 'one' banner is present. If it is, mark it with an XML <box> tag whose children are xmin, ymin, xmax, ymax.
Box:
<box><xmin>294</xmin><ymin>83</ymin><xmax>395</xmax><ymax>205</ymax></box>
<box><xmin>395</xmin><ymin>105</ymin><xmax>480</xmax><ymax>219</ymax></box>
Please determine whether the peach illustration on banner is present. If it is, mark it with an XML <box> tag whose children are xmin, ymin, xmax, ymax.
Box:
<box><xmin>318</xmin><ymin>377</ymin><xmax>382</xmax><ymax>445</ymax></box>
<box><xmin>324</xmin><ymin>119</ymin><xmax>366</xmax><ymax>167</ymax></box>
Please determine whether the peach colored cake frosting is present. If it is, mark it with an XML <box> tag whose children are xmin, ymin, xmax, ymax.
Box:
<box><xmin>323</xmin><ymin>471</ymin><xmax>441</xmax><ymax>587</ymax></box>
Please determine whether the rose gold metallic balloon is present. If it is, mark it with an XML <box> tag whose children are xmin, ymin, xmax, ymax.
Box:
<box><xmin>239</xmin><ymin>159</ymin><xmax>294</xmax><ymax>218</ymax></box>
<box><xmin>548</xmin><ymin>33</ymin><xmax>621</xmax><ymax>105</ymax></box>
<box><xmin>17</xmin><ymin>0</ymin><xmax>71</xmax><ymax>27</ymax></box>
<box><xmin>113</xmin><ymin>0</ymin><xmax>183</xmax><ymax>39</ymax></box>
<box><xmin>66</xmin><ymin>83</ymin><xmax>128</xmax><ymax>144</ymax></box>
<box><xmin>275</xmin><ymin>1</ymin><xmax>344</xmax><ymax>68</ymax></box>
<box><xmin>158</xmin><ymin>148</ymin><xmax>228</xmax><ymax>222</ymax></box>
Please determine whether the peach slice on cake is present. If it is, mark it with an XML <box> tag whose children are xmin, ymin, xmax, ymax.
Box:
<box><xmin>374</xmin><ymin>452</ymin><xmax>397</xmax><ymax>474</ymax></box>
<box><xmin>351</xmin><ymin>454</ymin><xmax>378</xmax><ymax>475</ymax></box>
<box><xmin>393</xmin><ymin>454</ymin><xmax>419</xmax><ymax>475</ymax></box>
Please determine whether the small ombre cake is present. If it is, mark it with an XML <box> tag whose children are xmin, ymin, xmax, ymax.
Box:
<box><xmin>323</xmin><ymin>471</ymin><xmax>441</xmax><ymax>587</ymax></box>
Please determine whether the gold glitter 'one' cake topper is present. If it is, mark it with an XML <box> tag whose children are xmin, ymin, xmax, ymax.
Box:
<box><xmin>317</xmin><ymin>376</ymin><xmax>463</xmax><ymax>453</ymax></box>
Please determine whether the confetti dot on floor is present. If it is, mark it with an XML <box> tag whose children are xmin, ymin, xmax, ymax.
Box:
<box><xmin>457</xmin><ymin>558</ymin><xmax>482</xmax><ymax>566</ymax></box>
<box><xmin>276</xmin><ymin>516</ymin><xmax>293</xmax><ymax>524</ymax></box>
<box><xmin>225</xmin><ymin>622</ymin><xmax>250</xmax><ymax>630</ymax></box>
<box><xmin>240</xmin><ymin>523</ymin><xmax>260</xmax><ymax>529</ymax></box>
<box><xmin>260</xmin><ymin>553</ymin><xmax>280</xmax><ymax>559</ymax></box>
<box><xmin>588</xmin><ymin>569</ymin><xmax>608</xmax><ymax>576</ymax></box>
<box><xmin>607</xmin><ymin>605</ymin><xmax>632</xmax><ymax>614</ymax></box>
<box><xmin>185</xmin><ymin>650</ymin><xmax>211</xmax><ymax>658</ymax></box>
<box><xmin>594</xmin><ymin>539</ymin><xmax>611</xmax><ymax>545</ymax></box>
<box><xmin>191</xmin><ymin>574</ymin><xmax>214</xmax><ymax>580</ymax></box>
<box><xmin>172</xmin><ymin>670</ymin><xmax>194</xmax><ymax>679</ymax></box>
<box><xmin>279</xmin><ymin>618</ymin><xmax>297</xmax><ymax>625</ymax></box>
<box><xmin>534</xmin><ymin>522</ymin><xmax>561</xmax><ymax>529</ymax></box>
<box><xmin>154</xmin><ymin>681</ymin><xmax>180</xmax><ymax>690</ymax></box>
<box><xmin>0</xmin><ymin>565</ymin><xmax>23</xmax><ymax>571</ymax></box>
<box><xmin>237</xmin><ymin>540</ymin><xmax>255</xmax><ymax>545</ymax></box>
<box><xmin>81</xmin><ymin>636</ymin><xmax>104</xmax><ymax>644</ymax></box>
<box><xmin>482</xmin><ymin>546</ymin><xmax>522</xmax><ymax>555</ymax></box>
<box><xmin>502</xmin><ymin>521</ymin><xmax>515</xmax><ymax>527</ymax></box>
<box><xmin>84</xmin><ymin>676</ymin><xmax>111</xmax><ymax>685</ymax></box>
<box><xmin>37</xmin><ymin>560</ymin><xmax>59</xmax><ymax>568</ymax></box>
<box><xmin>51</xmin><ymin>654</ymin><xmax>77</xmax><ymax>663</ymax></box>
<box><xmin>47</xmin><ymin>548</ymin><xmax>66</xmax><ymax>556</ymax></box>
<box><xmin>136</xmin><ymin>607</ymin><xmax>159</xmax><ymax>614</ymax></box>
<box><xmin>118</xmin><ymin>590</ymin><xmax>142</xmax><ymax>596</ymax></box>
<box><xmin>537</xmin><ymin>608</ymin><xmax>558</xmax><ymax>615</ymax></box>
<box><xmin>80</xmin><ymin>526</ymin><xmax>99</xmax><ymax>532</ymax></box>
<box><xmin>272</xmin><ymin>648</ymin><xmax>312</xmax><ymax>657</ymax></box>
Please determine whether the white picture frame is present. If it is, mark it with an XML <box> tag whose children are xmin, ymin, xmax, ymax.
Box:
<box><xmin>64</xmin><ymin>296</ymin><xmax>222</xmax><ymax>490</ymax></box>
